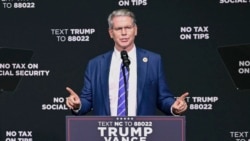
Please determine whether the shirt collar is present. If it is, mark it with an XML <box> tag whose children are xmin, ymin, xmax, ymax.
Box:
<box><xmin>113</xmin><ymin>45</ymin><xmax>136</xmax><ymax>61</ymax></box>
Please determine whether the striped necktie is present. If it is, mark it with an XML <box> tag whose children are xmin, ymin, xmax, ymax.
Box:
<box><xmin>117</xmin><ymin>63</ymin><xmax>129</xmax><ymax>116</ymax></box>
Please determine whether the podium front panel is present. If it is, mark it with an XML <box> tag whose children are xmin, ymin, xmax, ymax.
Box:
<box><xmin>66</xmin><ymin>116</ymin><xmax>185</xmax><ymax>141</ymax></box>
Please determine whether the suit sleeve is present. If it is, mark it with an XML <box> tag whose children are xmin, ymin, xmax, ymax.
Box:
<box><xmin>77</xmin><ymin>61</ymin><xmax>93</xmax><ymax>115</ymax></box>
<box><xmin>156</xmin><ymin>56</ymin><xmax>176</xmax><ymax>115</ymax></box>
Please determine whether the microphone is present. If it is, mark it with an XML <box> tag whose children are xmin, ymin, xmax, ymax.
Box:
<box><xmin>121</xmin><ymin>50</ymin><xmax>130</xmax><ymax>70</ymax></box>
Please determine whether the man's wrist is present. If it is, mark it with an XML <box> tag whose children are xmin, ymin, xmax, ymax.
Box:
<box><xmin>170</xmin><ymin>106</ymin><xmax>180</xmax><ymax>116</ymax></box>
<box><xmin>72</xmin><ymin>103</ymin><xmax>81</xmax><ymax>113</ymax></box>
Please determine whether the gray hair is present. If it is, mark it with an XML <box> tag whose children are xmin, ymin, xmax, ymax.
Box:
<box><xmin>108</xmin><ymin>9</ymin><xmax>136</xmax><ymax>29</ymax></box>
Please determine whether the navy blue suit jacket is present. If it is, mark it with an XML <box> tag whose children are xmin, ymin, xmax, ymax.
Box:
<box><xmin>77</xmin><ymin>47</ymin><xmax>175</xmax><ymax>116</ymax></box>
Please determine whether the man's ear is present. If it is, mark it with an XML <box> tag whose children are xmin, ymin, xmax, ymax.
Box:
<box><xmin>135</xmin><ymin>25</ymin><xmax>138</xmax><ymax>36</ymax></box>
<box><xmin>108</xmin><ymin>29</ymin><xmax>113</xmax><ymax>38</ymax></box>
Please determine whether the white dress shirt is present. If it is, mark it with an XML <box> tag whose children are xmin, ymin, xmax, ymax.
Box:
<box><xmin>109</xmin><ymin>46</ymin><xmax>137</xmax><ymax>116</ymax></box>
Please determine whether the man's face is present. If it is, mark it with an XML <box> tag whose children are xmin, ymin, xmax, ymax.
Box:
<box><xmin>109</xmin><ymin>16</ymin><xmax>137</xmax><ymax>51</ymax></box>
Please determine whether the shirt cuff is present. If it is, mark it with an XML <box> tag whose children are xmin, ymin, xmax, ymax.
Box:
<box><xmin>170</xmin><ymin>105</ymin><xmax>179</xmax><ymax>116</ymax></box>
<box><xmin>72</xmin><ymin>102</ymin><xmax>81</xmax><ymax>113</ymax></box>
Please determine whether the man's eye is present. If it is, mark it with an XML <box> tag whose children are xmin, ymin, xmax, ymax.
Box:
<box><xmin>113</xmin><ymin>25</ymin><xmax>134</xmax><ymax>31</ymax></box>
<box><xmin>125</xmin><ymin>26</ymin><xmax>132</xmax><ymax>29</ymax></box>
<box><xmin>115</xmin><ymin>28</ymin><xmax>122</xmax><ymax>30</ymax></box>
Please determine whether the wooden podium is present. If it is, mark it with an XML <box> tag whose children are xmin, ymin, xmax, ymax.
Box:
<box><xmin>66</xmin><ymin>116</ymin><xmax>186</xmax><ymax>141</ymax></box>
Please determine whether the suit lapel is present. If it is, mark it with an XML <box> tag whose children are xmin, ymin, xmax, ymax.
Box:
<box><xmin>99</xmin><ymin>48</ymin><xmax>148</xmax><ymax>115</ymax></box>
<box><xmin>136</xmin><ymin>48</ymin><xmax>148</xmax><ymax>109</ymax></box>
<box><xmin>100</xmin><ymin>51</ymin><xmax>113</xmax><ymax>115</ymax></box>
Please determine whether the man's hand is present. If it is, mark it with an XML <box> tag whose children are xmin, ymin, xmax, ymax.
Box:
<box><xmin>65</xmin><ymin>87</ymin><xmax>81</xmax><ymax>110</ymax></box>
<box><xmin>172</xmin><ymin>92</ymin><xmax>189</xmax><ymax>115</ymax></box>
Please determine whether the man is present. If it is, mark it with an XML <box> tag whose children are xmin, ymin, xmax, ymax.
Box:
<box><xmin>66</xmin><ymin>9</ymin><xmax>188</xmax><ymax>116</ymax></box>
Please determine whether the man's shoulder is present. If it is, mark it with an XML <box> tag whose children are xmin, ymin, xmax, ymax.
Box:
<box><xmin>89</xmin><ymin>50</ymin><xmax>113</xmax><ymax>62</ymax></box>
<box><xmin>136</xmin><ymin>47</ymin><xmax>161</xmax><ymax>57</ymax></box>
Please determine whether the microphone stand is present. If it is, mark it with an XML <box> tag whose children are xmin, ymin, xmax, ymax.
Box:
<box><xmin>121</xmin><ymin>65</ymin><xmax>129</xmax><ymax>116</ymax></box>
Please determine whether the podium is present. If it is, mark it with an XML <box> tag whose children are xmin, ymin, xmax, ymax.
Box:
<box><xmin>66</xmin><ymin>116</ymin><xmax>186</xmax><ymax>141</ymax></box>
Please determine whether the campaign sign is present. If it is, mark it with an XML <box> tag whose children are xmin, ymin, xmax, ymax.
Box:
<box><xmin>66</xmin><ymin>116</ymin><xmax>185</xmax><ymax>141</ymax></box>
<box><xmin>218</xmin><ymin>44</ymin><xmax>250</xmax><ymax>90</ymax></box>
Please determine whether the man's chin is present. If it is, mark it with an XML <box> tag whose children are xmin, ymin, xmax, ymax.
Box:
<box><xmin>115</xmin><ymin>43</ymin><xmax>134</xmax><ymax>51</ymax></box>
